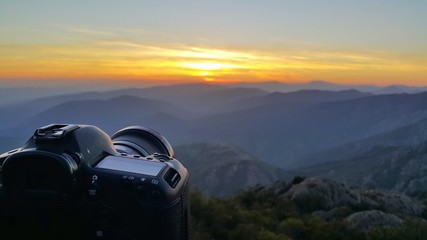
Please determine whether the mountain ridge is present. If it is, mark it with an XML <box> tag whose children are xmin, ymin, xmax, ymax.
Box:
<box><xmin>294</xmin><ymin>142</ymin><xmax>427</xmax><ymax>194</ymax></box>
<box><xmin>175</xmin><ymin>142</ymin><xmax>291</xmax><ymax>197</ymax></box>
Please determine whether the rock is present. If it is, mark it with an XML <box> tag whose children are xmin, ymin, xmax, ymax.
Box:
<box><xmin>281</xmin><ymin>177</ymin><xmax>424</xmax><ymax>216</ymax></box>
<box><xmin>282</xmin><ymin>178</ymin><xmax>362</xmax><ymax>210</ymax></box>
<box><xmin>345</xmin><ymin>210</ymin><xmax>403</xmax><ymax>232</ymax></box>
<box><xmin>361</xmin><ymin>189</ymin><xmax>424</xmax><ymax>216</ymax></box>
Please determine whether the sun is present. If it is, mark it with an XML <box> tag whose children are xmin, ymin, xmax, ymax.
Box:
<box><xmin>178</xmin><ymin>62</ymin><xmax>223</xmax><ymax>71</ymax></box>
<box><xmin>172</xmin><ymin>48</ymin><xmax>252</xmax><ymax>82</ymax></box>
<box><xmin>198</xmin><ymin>71</ymin><xmax>215</xmax><ymax>82</ymax></box>
<box><xmin>176</xmin><ymin>61</ymin><xmax>244</xmax><ymax>82</ymax></box>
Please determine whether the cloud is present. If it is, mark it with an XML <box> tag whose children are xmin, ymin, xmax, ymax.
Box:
<box><xmin>0</xmin><ymin>39</ymin><xmax>426</xmax><ymax>84</ymax></box>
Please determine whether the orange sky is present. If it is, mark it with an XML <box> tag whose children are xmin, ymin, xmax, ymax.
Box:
<box><xmin>1</xmin><ymin>41</ymin><xmax>426</xmax><ymax>86</ymax></box>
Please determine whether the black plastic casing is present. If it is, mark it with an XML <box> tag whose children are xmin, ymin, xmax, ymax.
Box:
<box><xmin>0</xmin><ymin>124</ymin><xmax>189</xmax><ymax>240</ymax></box>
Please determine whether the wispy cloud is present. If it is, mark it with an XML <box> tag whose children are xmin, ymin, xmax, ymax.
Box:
<box><xmin>0</xmin><ymin>39</ymin><xmax>426</xmax><ymax>84</ymax></box>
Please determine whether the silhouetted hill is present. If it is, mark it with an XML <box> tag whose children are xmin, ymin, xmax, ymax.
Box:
<box><xmin>174</xmin><ymin>142</ymin><xmax>290</xmax><ymax>197</ymax></box>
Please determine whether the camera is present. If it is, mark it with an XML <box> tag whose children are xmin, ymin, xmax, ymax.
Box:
<box><xmin>0</xmin><ymin>124</ymin><xmax>189</xmax><ymax>240</ymax></box>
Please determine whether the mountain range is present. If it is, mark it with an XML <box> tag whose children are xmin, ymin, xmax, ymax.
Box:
<box><xmin>1</xmin><ymin>81</ymin><xmax>427</xmax><ymax>196</ymax></box>
<box><xmin>187</xmin><ymin>91</ymin><xmax>427</xmax><ymax>168</ymax></box>
<box><xmin>229</xmin><ymin>80</ymin><xmax>427</xmax><ymax>94</ymax></box>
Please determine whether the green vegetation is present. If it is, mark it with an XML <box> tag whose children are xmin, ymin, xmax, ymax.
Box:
<box><xmin>190</xmin><ymin>187</ymin><xmax>427</xmax><ymax>240</ymax></box>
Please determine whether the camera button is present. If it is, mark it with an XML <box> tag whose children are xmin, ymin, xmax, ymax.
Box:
<box><xmin>151</xmin><ymin>190</ymin><xmax>163</xmax><ymax>200</ymax></box>
<box><xmin>87</xmin><ymin>180</ymin><xmax>102</xmax><ymax>200</ymax></box>
<box><xmin>91</xmin><ymin>228</ymin><xmax>111</xmax><ymax>239</ymax></box>
<box><xmin>96</xmin><ymin>206</ymin><xmax>115</xmax><ymax>228</ymax></box>
<box><xmin>136</xmin><ymin>184</ymin><xmax>147</xmax><ymax>197</ymax></box>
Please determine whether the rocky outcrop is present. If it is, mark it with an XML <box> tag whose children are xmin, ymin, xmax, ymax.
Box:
<box><xmin>361</xmin><ymin>189</ymin><xmax>423</xmax><ymax>216</ymax></box>
<box><xmin>282</xmin><ymin>178</ymin><xmax>361</xmax><ymax>210</ymax></box>
<box><xmin>345</xmin><ymin>210</ymin><xmax>403</xmax><ymax>232</ymax></box>
<box><xmin>280</xmin><ymin>177</ymin><xmax>424</xmax><ymax>216</ymax></box>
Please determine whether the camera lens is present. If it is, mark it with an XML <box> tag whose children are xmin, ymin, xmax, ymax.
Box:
<box><xmin>111</xmin><ymin>126</ymin><xmax>174</xmax><ymax>157</ymax></box>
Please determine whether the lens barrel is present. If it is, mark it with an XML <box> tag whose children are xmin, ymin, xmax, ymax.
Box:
<box><xmin>111</xmin><ymin>126</ymin><xmax>174</xmax><ymax>157</ymax></box>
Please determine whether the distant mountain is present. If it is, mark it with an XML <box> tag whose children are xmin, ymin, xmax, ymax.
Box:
<box><xmin>44</xmin><ymin>83</ymin><xmax>266</xmax><ymax>110</ymax></box>
<box><xmin>174</xmin><ymin>142</ymin><xmax>290</xmax><ymax>197</ymax></box>
<box><xmin>130</xmin><ymin>84</ymin><xmax>268</xmax><ymax>112</ymax></box>
<box><xmin>2</xmin><ymin>81</ymin><xmax>426</xmax><ymax>111</ymax></box>
<box><xmin>301</xmin><ymin>117</ymin><xmax>427</xmax><ymax>166</ymax></box>
<box><xmin>186</xmin><ymin>92</ymin><xmax>427</xmax><ymax>168</ymax></box>
<box><xmin>253</xmin><ymin>89</ymin><xmax>371</xmax><ymax>103</ymax></box>
<box><xmin>16</xmin><ymin>89</ymin><xmax>420</xmax><ymax>170</ymax></box>
<box><xmin>15</xmin><ymin>95</ymin><xmax>195</xmax><ymax>137</ymax></box>
<box><xmin>295</xmin><ymin>142</ymin><xmax>427</xmax><ymax>194</ymax></box>
<box><xmin>225</xmin><ymin>89</ymin><xmax>372</xmax><ymax>111</ymax></box>
<box><xmin>0</xmin><ymin>86</ymin><xmax>90</xmax><ymax>106</ymax></box>
<box><xmin>373</xmin><ymin>85</ymin><xmax>427</xmax><ymax>95</ymax></box>
<box><xmin>228</xmin><ymin>80</ymin><xmax>377</xmax><ymax>92</ymax></box>
<box><xmin>1</xmin><ymin>83</ymin><xmax>227</xmax><ymax>114</ymax></box>
<box><xmin>0</xmin><ymin>83</ymin><xmax>268</xmax><ymax>131</ymax></box>
<box><xmin>3</xmin><ymin>85</ymin><xmax>427</xmax><ymax>171</ymax></box>
<box><xmin>228</xmin><ymin>80</ymin><xmax>427</xmax><ymax>94</ymax></box>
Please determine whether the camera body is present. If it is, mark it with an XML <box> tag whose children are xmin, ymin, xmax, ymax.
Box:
<box><xmin>0</xmin><ymin>124</ymin><xmax>189</xmax><ymax>240</ymax></box>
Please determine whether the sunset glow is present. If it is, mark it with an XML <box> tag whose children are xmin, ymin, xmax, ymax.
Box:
<box><xmin>1</xmin><ymin>1</ymin><xmax>426</xmax><ymax>86</ymax></box>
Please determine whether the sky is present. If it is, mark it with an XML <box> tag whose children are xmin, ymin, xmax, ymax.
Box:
<box><xmin>1</xmin><ymin>0</ymin><xmax>427</xmax><ymax>87</ymax></box>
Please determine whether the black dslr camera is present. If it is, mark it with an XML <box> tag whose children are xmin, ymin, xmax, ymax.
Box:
<box><xmin>0</xmin><ymin>124</ymin><xmax>189</xmax><ymax>240</ymax></box>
